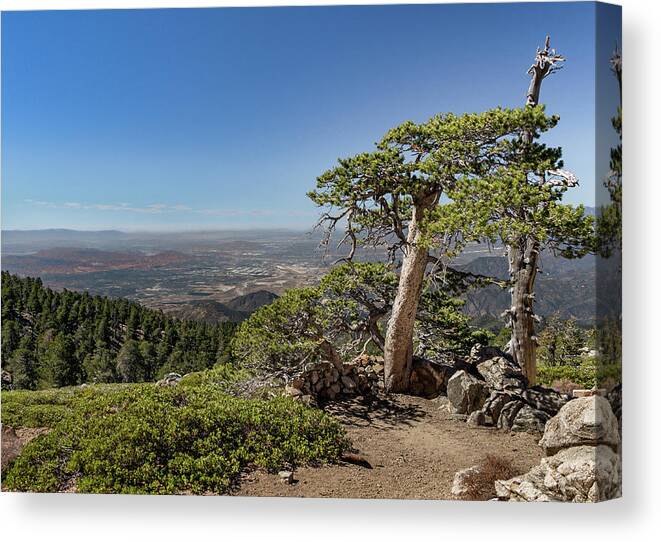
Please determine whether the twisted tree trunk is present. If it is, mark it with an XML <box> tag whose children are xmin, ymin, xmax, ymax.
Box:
<box><xmin>508</xmin><ymin>237</ymin><xmax>540</xmax><ymax>385</ymax></box>
<box><xmin>507</xmin><ymin>36</ymin><xmax>563</xmax><ymax>385</ymax></box>
<box><xmin>383</xmin><ymin>196</ymin><xmax>434</xmax><ymax>392</ymax></box>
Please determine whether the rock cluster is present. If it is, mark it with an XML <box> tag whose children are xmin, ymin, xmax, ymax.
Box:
<box><xmin>495</xmin><ymin>396</ymin><xmax>621</xmax><ymax>502</ymax></box>
<box><xmin>445</xmin><ymin>345</ymin><xmax>570</xmax><ymax>434</ymax></box>
<box><xmin>284</xmin><ymin>355</ymin><xmax>382</xmax><ymax>403</ymax></box>
<box><xmin>156</xmin><ymin>372</ymin><xmax>183</xmax><ymax>387</ymax></box>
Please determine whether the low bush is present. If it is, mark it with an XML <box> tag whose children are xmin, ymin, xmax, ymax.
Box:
<box><xmin>2</xmin><ymin>384</ymin><xmax>349</xmax><ymax>494</ymax></box>
<box><xmin>1</xmin><ymin>387</ymin><xmax>82</xmax><ymax>428</ymax></box>
<box><xmin>461</xmin><ymin>455</ymin><xmax>518</xmax><ymax>501</ymax></box>
<box><xmin>537</xmin><ymin>363</ymin><xmax>621</xmax><ymax>389</ymax></box>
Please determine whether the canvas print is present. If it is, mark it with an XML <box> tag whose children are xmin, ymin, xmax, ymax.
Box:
<box><xmin>0</xmin><ymin>2</ymin><xmax>622</xmax><ymax>501</ymax></box>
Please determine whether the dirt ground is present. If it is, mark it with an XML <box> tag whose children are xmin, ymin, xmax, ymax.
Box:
<box><xmin>2</xmin><ymin>394</ymin><xmax>542</xmax><ymax>499</ymax></box>
<box><xmin>234</xmin><ymin>394</ymin><xmax>542</xmax><ymax>500</ymax></box>
<box><xmin>1</xmin><ymin>425</ymin><xmax>50</xmax><ymax>470</ymax></box>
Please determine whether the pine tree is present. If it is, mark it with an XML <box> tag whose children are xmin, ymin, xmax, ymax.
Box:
<box><xmin>116</xmin><ymin>340</ymin><xmax>144</xmax><ymax>383</ymax></box>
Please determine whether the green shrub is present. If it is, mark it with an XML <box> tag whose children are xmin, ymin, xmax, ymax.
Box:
<box><xmin>537</xmin><ymin>362</ymin><xmax>621</xmax><ymax>389</ymax></box>
<box><xmin>1</xmin><ymin>387</ymin><xmax>80</xmax><ymax>427</ymax></box>
<box><xmin>2</xmin><ymin>384</ymin><xmax>349</xmax><ymax>495</ymax></box>
<box><xmin>178</xmin><ymin>363</ymin><xmax>248</xmax><ymax>389</ymax></box>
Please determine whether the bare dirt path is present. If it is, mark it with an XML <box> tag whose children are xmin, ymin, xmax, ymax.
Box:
<box><xmin>234</xmin><ymin>394</ymin><xmax>542</xmax><ymax>500</ymax></box>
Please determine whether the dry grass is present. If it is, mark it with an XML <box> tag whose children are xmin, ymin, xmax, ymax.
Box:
<box><xmin>462</xmin><ymin>454</ymin><xmax>519</xmax><ymax>501</ymax></box>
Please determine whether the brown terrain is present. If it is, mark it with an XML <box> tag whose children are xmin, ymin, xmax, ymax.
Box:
<box><xmin>2</xmin><ymin>248</ymin><xmax>188</xmax><ymax>275</ymax></box>
<box><xmin>1</xmin><ymin>394</ymin><xmax>541</xmax><ymax>498</ymax></box>
<box><xmin>234</xmin><ymin>394</ymin><xmax>542</xmax><ymax>500</ymax></box>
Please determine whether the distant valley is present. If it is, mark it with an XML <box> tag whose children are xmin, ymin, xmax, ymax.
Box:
<box><xmin>1</xmin><ymin>228</ymin><xmax>605</xmax><ymax>326</ymax></box>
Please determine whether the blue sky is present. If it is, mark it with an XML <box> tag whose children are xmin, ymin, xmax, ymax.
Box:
<box><xmin>1</xmin><ymin>3</ymin><xmax>618</xmax><ymax>231</ymax></box>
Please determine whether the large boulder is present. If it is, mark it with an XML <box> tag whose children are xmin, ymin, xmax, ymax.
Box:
<box><xmin>511</xmin><ymin>404</ymin><xmax>551</xmax><ymax>434</ymax></box>
<box><xmin>496</xmin><ymin>400</ymin><xmax>525</xmax><ymax>430</ymax></box>
<box><xmin>476</xmin><ymin>355</ymin><xmax>527</xmax><ymax>392</ymax></box>
<box><xmin>523</xmin><ymin>386</ymin><xmax>571</xmax><ymax>415</ymax></box>
<box><xmin>408</xmin><ymin>357</ymin><xmax>455</xmax><ymax>398</ymax></box>
<box><xmin>495</xmin><ymin>445</ymin><xmax>621</xmax><ymax>502</ymax></box>
<box><xmin>447</xmin><ymin>370</ymin><xmax>489</xmax><ymax>415</ymax></box>
<box><xmin>480</xmin><ymin>390</ymin><xmax>516</xmax><ymax>425</ymax></box>
<box><xmin>539</xmin><ymin>396</ymin><xmax>620</xmax><ymax>456</ymax></box>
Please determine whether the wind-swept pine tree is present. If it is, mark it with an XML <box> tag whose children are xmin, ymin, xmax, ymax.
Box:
<box><xmin>309</xmin><ymin>106</ymin><xmax>558</xmax><ymax>392</ymax></box>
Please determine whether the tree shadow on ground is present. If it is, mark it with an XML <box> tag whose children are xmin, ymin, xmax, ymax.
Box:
<box><xmin>320</xmin><ymin>394</ymin><xmax>427</xmax><ymax>429</ymax></box>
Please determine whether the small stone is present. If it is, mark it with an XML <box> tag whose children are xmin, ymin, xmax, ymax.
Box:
<box><xmin>284</xmin><ymin>386</ymin><xmax>302</xmax><ymax>397</ymax></box>
<box><xmin>341</xmin><ymin>375</ymin><xmax>356</xmax><ymax>391</ymax></box>
<box><xmin>278</xmin><ymin>471</ymin><xmax>294</xmax><ymax>484</ymax></box>
<box><xmin>290</xmin><ymin>377</ymin><xmax>305</xmax><ymax>390</ymax></box>
<box><xmin>451</xmin><ymin>466</ymin><xmax>480</xmax><ymax>498</ymax></box>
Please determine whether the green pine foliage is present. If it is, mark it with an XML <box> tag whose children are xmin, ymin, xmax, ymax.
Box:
<box><xmin>1</xmin><ymin>272</ymin><xmax>236</xmax><ymax>389</ymax></box>
<box><xmin>232</xmin><ymin>262</ymin><xmax>492</xmax><ymax>375</ymax></box>
<box><xmin>534</xmin><ymin>315</ymin><xmax>621</xmax><ymax>389</ymax></box>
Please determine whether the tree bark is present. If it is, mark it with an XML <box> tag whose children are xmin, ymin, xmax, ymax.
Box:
<box><xmin>383</xmin><ymin>197</ymin><xmax>434</xmax><ymax>392</ymax></box>
<box><xmin>507</xmin><ymin>36</ymin><xmax>562</xmax><ymax>385</ymax></box>
<box><xmin>507</xmin><ymin>237</ymin><xmax>540</xmax><ymax>385</ymax></box>
<box><xmin>319</xmin><ymin>337</ymin><xmax>343</xmax><ymax>371</ymax></box>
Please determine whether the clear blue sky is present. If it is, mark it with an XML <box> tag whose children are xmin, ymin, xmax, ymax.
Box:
<box><xmin>1</xmin><ymin>3</ymin><xmax>616</xmax><ymax>231</ymax></box>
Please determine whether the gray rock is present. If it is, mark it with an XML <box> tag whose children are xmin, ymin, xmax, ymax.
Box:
<box><xmin>476</xmin><ymin>356</ymin><xmax>527</xmax><ymax>391</ymax></box>
<box><xmin>496</xmin><ymin>400</ymin><xmax>525</xmax><ymax>431</ymax></box>
<box><xmin>451</xmin><ymin>466</ymin><xmax>480</xmax><ymax>498</ymax></box>
<box><xmin>156</xmin><ymin>372</ymin><xmax>182</xmax><ymax>387</ymax></box>
<box><xmin>340</xmin><ymin>375</ymin><xmax>356</xmax><ymax>392</ymax></box>
<box><xmin>482</xmin><ymin>390</ymin><xmax>517</xmax><ymax>425</ymax></box>
<box><xmin>467</xmin><ymin>410</ymin><xmax>487</xmax><ymax>427</ymax></box>
<box><xmin>511</xmin><ymin>405</ymin><xmax>550</xmax><ymax>434</ymax></box>
<box><xmin>539</xmin><ymin>396</ymin><xmax>620</xmax><ymax>456</ymax></box>
<box><xmin>523</xmin><ymin>386</ymin><xmax>571</xmax><ymax>415</ymax></box>
<box><xmin>447</xmin><ymin>370</ymin><xmax>489</xmax><ymax>415</ymax></box>
<box><xmin>284</xmin><ymin>385</ymin><xmax>302</xmax><ymax>397</ymax></box>
<box><xmin>468</xmin><ymin>345</ymin><xmax>508</xmax><ymax>365</ymax></box>
<box><xmin>278</xmin><ymin>470</ymin><xmax>294</xmax><ymax>484</ymax></box>
<box><xmin>495</xmin><ymin>445</ymin><xmax>621</xmax><ymax>502</ymax></box>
